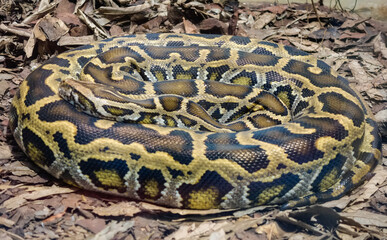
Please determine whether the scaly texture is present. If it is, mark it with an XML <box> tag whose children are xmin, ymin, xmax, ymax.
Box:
<box><xmin>10</xmin><ymin>33</ymin><xmax>382</xmax><ymax>209</ymax></box>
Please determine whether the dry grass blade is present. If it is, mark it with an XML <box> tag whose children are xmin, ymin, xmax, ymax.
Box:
<box><xmin>22</xmin><ymin>1</ymin><xmax>59</xmax><ymax>24</ymax></box>
<box><xmin>97</xmin><ymin>3</ymin><xmax>151</xmax><ymax>16</ymax></box>
<box><xmin>77</xmin><ymin>9</ymin><xmax>110</xmax><ymax>38</ymax></box>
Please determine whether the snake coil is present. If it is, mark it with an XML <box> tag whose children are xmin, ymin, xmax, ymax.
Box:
<box><xmin>10</xmin><ymin>34</ymin><xmax>382</xmax><ymax>209</ymax></box>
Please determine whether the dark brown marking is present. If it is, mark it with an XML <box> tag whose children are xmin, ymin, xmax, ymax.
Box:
<box><xmin>98</xmin><ymin>47</ymin><xmax>145</xmax><ymax>64</ymax></box>
<box><xmin>318</xmin><ymin>92</ymin><xmax>364</xmax><ymax>127</ymax></box>
<box><xmin>159</xmin><ymin>96</ymin><xmax>182</xmax><ymax>112</ymax></box>
<box><xmin>256</xmin><ymin>92</ymin><xmax>288</xmax><ymax>116</ymax></box>
<box><xmin>155</xmin><ymin>80</ymin><xmax>197</xmax><ymax>97</ymax></box>
<box><xmin>236</xmin><ymin>52</ymin><xmax>279</xmax><ymax>66</ymax></box>
<box><xmin>248</xmin><ymin>114</ymin><xmax>281</xmax><ymax>128</ymax></box>
<box><xmin>205</xmin><ymin>81</ymin><xmax>253</xmax><ymax>99</ymax></box>
<box><xmin>25</xmin><ymin>67</ymin><xmax>56</xmax><ymax>106</ymax></box>
<box><xmin>205</xmin><ymin>133</ymin><xmax>270</xmax><ymax>173</ymax></box>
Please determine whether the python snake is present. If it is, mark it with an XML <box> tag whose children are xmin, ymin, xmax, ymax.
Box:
<box><xmin>10</xmin><ymin>33</ymin><xmax>382</xmax><ymax>209</ymax></box>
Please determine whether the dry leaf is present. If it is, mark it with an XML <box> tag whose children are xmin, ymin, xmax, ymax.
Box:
<box><xmin>373</xmin><ymin>33</ymin><xmax>387</xmax><ymax>59</ymax></box>
<box><xmin>92</xmin><ymin>220</ymin><xmax>134</xmax><ymax>240</ymax></box>
<box><xmin>253</xmin><ymin>12</ymin><xmax>276</xmax><ymax>29</ymax></box>
<box><xmin>256</xmin><ymin>221</ymin><xmax>286</xmax><ymax>239</ymax></box>
<box><xmin>288</xmin><ymin>38</ymin><xmax>320</xmax><ymax>52</ymax></box>
<box><xmin>97</xmin><ymin>3</ymin><xmax>151</xmax><ymax>16</ymax></box>
<box><xmin>348</xmin><ymin>60</ymin><xmax>373</xmax><ymax>91</ymax></box>
<box><xmin>2</xmin><ymin>186</ymin><xmax>75</xmax><ymax>211</ymax></box>
<box><xmin>0</xmin><ymin>24</ymin><xmax>31</xmax><ymax>38</ymax></box>
<box><xmin>37</xmin><ymin>15</ymin><xmax>69</xmax><ymax>41</ymax></box>
<box><xmin>199</xmin><ymin>18</ymin><xmax>227</xmax><ymax>33</ymax></box>
<box><xmin>340</xmin><ymin>32</ymin><xmax>366</xmax><ymax>40</ymax></box>
<box><xmin>57</xmin><ymin>35</ymin><xmax>95</xmax><ymax>46</ymax></box>
<box><xmin>350</xmin><ymin>165</ymin><xmax>387</xmax><ymax>205</ymax></box>
<box><xmin>0</xmin><ymin>216</ymin><xmax>15</xmax><ymax>228</ymax></box>
<box><xmin>260</xmin><ymin>5</ymin><xmax>288</xmax><ymax>14</ymax></box>
<box><xmin>340</xmin><ymin>211</ymin><xmax>387</xmax><ymax>227</ymax></box>
<box><xmin>209</xmin><ymin>228</ymin><xmax>226</xmax><ymax>240</ymax></box>
<box><xmin>93</xmin><ymin>202</ymin><xmax>141</xmax><ymax>217</ymax></box>
<box><xmin>142</xmin><ymin>16</ymin><xmax>166</xmax><ymax>30</ymax></box>
<box><xmin>22</xmin><ymin>1</ymin><xmax>58</xmax><ymax>24</ymax></box>
<box><xmin>2</xmin><ymin>161</ymin><xmax>38</xmax><ymax>176</ymax></box>
<box><xmin>138</xmin><ymin>202</ymin><xmax>226</xmax><ymax>215</ymax></box>
<box><xmin>109</xmin><ymin>25</ymin><xmax>124</xmax><ymax>36</ymax></box>
<box><xmin>183</xmin><ymin>18</ymin><xmax>199</xmax><ymax>34</ymax></box>
<box><xmin>165</xmin><ymin>222</ymin><xmax>228</xmax><ymax>240</ymax></box>
<box><xmin>0</xmin><ymin>145</ymin><xmax>12</xmax><ymax>160</ymax></box>
<box><xmin>76</xmin><ymin>218</ymin><xmax>106</xmax><ymax>234</ymax></box>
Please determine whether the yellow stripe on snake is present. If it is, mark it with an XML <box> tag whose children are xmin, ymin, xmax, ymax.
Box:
<box><xmin>10</xmin><ymin>33</ymin><xmax>382</xmax><ymax>209</ymax></box>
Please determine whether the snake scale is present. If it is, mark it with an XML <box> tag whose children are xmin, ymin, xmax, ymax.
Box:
<box><xmin>10</xmin><ymin>33</ymin><xmax>382</xmax><ymax>209</ymax></box>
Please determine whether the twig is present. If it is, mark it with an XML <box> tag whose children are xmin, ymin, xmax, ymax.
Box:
<box><xmin>0</xmin><ymin>24</ymin><xmax>31</xmax><ymax>38</ymax></box>
<box><xmin>0</xmin><ymin>228</ymin><xmax>24</xmax><ymax>240</ymax></box>
<box><xmin>311</xmin><ymin>0</ymin><xmax>323</xmax><ymax>27</ymax></box>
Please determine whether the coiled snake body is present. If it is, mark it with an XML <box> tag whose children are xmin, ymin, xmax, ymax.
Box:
<box><xmin>10</xmin><ymin>34</ymin><xmax>382</xmax><ymax>209</ymax></box>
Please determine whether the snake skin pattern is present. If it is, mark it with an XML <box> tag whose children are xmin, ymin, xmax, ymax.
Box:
<box><xmin>9</xmin><ymin>33</ymin><xmax>382</xmax><ymax>209</ymax></box>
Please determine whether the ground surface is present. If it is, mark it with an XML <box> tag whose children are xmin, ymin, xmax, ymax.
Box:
<box><xmin>0</xmin><ymin>0</ymin><xmax>387</xmax><ymax>239</ymax></box>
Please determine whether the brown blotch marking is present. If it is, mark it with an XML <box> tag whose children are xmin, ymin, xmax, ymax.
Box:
<box><xmin>179</xmin><ymin>115</ymin><xmax>196</xmax><ymax>127</ymax></box>
<box><xmin>37</xmin><ymin>100</ymin><xmax>91</xmax><ymax>124</ymax></box>
<box><xmin>25</xmin><ymin>68</ymin><xmax>56</xmax><ymax>106</ymax></box>
<box><xmin>236</xmin><ymin>52</ymin><xmax>278</xmax><ymax>66</ymax></box>
<box><xmin>204</xmin><ymin>133</ymin><xmax>270</xmax><ymax>173</ymax></box>
<box><xmin>206</xmin><ymin>48</ymin><xmax>230</xmax><ymax>61</ymax></box>
<box><xmin>110</xmin><ymin>78</ymin><xmax>144</xmax><ymax>94</ymax></box>
<box><xmin>155</xmin><ymin>80</ymin><xmax>197</xmax><ymax>97</ymax></box>
<box><xmin>159</xmin><ymin>96</ymin><xmax>182</xmax><ymax>112</ymax></box>
<box><xmin>249</xmin><ymin>115</ymin><xmax>280</xmax><ymax>128</ymax></box>
<box><xmin>136</xmin><ymin>99</ymin><xmax>157</xmax><ymax>109</ymax></box>
<box><xmin>206</xmin><ymin>81</ymin><xmax>252</xmax><ymax>99</ymax></box>
<box><xmin>186</xmin><ymin>101</ymin><xmax>222</xmax><ymax>127</ymax></box>
<box><xmin>84</xmin><ymin>63</ymin><xmax>111</xmax><ymax>84</ymax></box>
<box><xmin>319</xmin><ymin>92</ymin><xmax>364</xmax><ymax>127</ymax></box>
<box><xmin>256</xmin><ymin>92</ymin><xmax>287</xmax><ymax>115</ymax></box>
<box><xmin>99</xmin><ymin>47</ymin><xmax>136</xmax><ymax>64</ymax></box>
<box><xmin>144</xmin><ymin>46</ymin><xmax>200</xmax><ymax>62</ymax></box>
<box><xmin>227</xmin><ymin>122</ymin><xmax>249</xmax><ymax>131</ymax></box>
<box><xmin>294</xmin><ymin>116</ymin><xmax>348</xmax><ymax>142</ymax></box>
